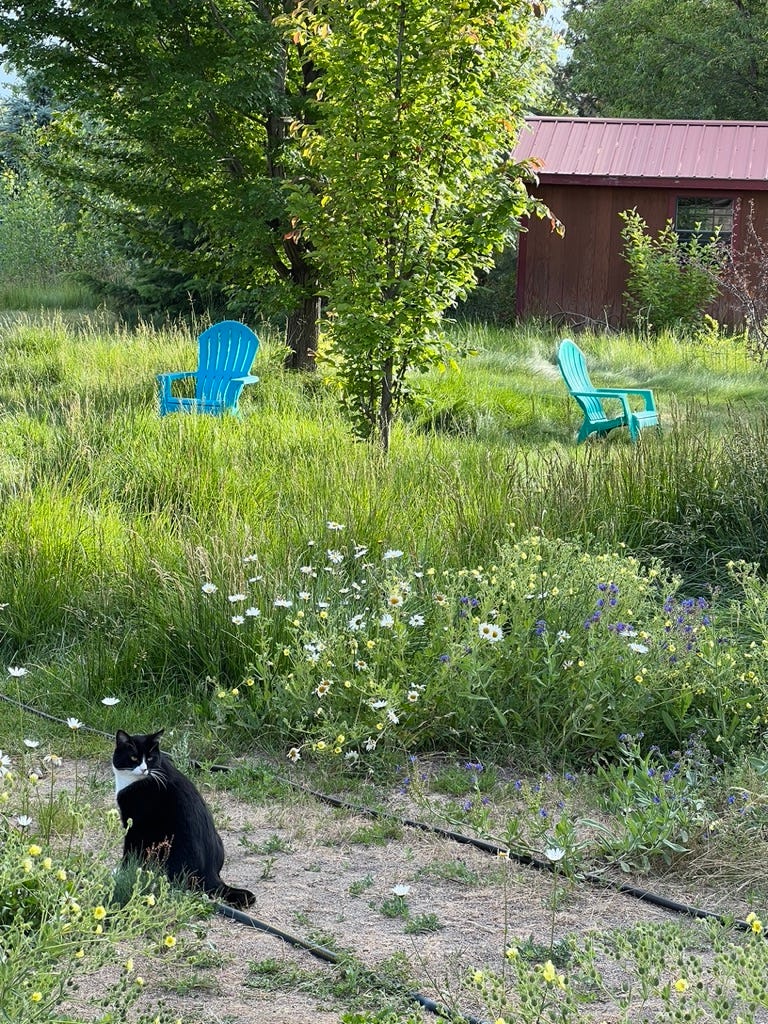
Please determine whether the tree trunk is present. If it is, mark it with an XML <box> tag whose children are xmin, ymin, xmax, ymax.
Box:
<box><xmin>285</xmin><ymin>288</ymin><xmax>320</xmax><ymax>371</ymax></box>
<box><xmin>377</xmin><ymin>357</ymin><xmax>394</xmax><ymax>452</ymax></box>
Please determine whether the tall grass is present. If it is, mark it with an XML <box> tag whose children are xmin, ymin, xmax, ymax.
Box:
<box><xmin>2</xmin><ymin>313</ymin><xmax>768</xmax><ymax>749</ymax></box>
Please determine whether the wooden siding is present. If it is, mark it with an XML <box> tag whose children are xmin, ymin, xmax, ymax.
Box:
<box><xmin>517</xmin><ymin>186</ymin><xmax>768</xmax><ymax>327</ymax></box>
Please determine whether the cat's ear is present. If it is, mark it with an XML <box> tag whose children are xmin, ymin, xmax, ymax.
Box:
<box><xmin>149</xmin><ymin>729</ymin><xmax>165</xmax><ymax>746</ymax></box>
<box><xmin>115</xmin><ymin>730</ymin><xmax>132</xmax><ymax>745</ymax></box>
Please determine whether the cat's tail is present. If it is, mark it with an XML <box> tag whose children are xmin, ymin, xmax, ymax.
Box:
<box><xmin>213</xmin><ymin>882</ymin><xmax>256</xmax><ymax>909</ymax></box>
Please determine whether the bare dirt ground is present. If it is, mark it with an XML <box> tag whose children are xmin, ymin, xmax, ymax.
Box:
<box><xmin>43</xmin><ymin>754</ymin><xmax>768</xmax><ymax>1024</ymax></box>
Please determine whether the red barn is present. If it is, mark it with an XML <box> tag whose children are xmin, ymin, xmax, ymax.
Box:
<box><xmin>512</xmin><ymin>116</ymin><xmax>768</xmax><ymax>326</ymax></box>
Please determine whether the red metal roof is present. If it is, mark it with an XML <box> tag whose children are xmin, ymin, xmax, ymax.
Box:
<box><xmin>513</xmin><ymin>117</ymin><xmax>768</xmax><ymax>189</ymax></box>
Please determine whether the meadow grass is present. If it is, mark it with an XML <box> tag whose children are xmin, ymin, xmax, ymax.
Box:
<box><xmin>2</xmin><ymin>313</ymin><xmax>768</xmax><ymax>762</ymax></box>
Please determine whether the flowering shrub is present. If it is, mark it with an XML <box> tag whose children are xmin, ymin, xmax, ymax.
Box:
<box><xmin>196</xmin><ymin>529</ymin><xmax>767</xmax><ymax>764</ymax></box>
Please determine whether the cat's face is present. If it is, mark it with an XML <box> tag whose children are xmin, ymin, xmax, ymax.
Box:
<box><xmin>112</xmin><ymin>729</ymin><xmax>164</xmax><ymax>794</ymax></box>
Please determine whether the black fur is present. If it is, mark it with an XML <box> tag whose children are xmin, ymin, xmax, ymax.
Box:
<box><xmin>112</xmin><ymin>729</ymin><xmax>255</xmax><ymax>909</ymax></box>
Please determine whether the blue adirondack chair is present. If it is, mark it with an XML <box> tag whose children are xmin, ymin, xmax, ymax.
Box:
<box><xmin>556</xmin><ymin>338</ymin><xmax>659</xmax><ymax>443</ymax></box>
<box><xmin>157</xmin><ymin>320</ymin><xmax>260</xmax><ymax>416</ymax></box>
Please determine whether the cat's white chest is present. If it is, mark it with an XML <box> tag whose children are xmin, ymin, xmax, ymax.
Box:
<box><xmin>113</xmin><ymin>761</ymin><xmax>150</xmax><ymax>794</ymax></box>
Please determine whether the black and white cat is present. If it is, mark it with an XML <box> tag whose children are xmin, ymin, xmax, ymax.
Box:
<box><xmin>112</xmin><ymin>729</ymin><xmax>255</xmax><ymax>909</ymax></box>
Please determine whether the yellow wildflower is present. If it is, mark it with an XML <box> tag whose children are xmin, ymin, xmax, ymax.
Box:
<box><xmin>673</xmin><ymin>978</ymin><xmax>689</xmax><ymax>993</ymax></box>
<box><xmin>542</xmin><ymin>960</ymin><xmax>566</xmax><ymax>988</ymax></box>
<box><xmin>746</xmin><ymin>912</ymin><xmax>763</xmax><ymax>934</ymax></box>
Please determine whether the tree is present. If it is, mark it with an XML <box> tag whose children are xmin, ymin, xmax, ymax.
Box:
<box><xmin>0</xmin><ymin>1</ymin><xmax>320</xmax><ymax>368</ymax></box>
<box><xmin>0</xmin><ymin>1</ymin><xmax>554</xmax><ymax>405</ymax></box>
<box><xmin>285</xmin><ymin>0</ymin><xmax>555</xmax><ymax>449</ymax></box>
<box><xmin>561</xmin><ymin>0</ymin><xmax>768</xmax><ymax>120</ymax></box>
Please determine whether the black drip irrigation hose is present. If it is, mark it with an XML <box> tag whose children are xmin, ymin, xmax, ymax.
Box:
<box><xmin>290</xmin><ymin>780</ymin><xmax>764</xmax><ymax>938</ymax></box>
<box><xmin>215</xmin><ymin>902</ymin><xmax>485</xmax><ymax>1024</ymax></box>
<box><xmin>2</xmin><ymin>696</ymin><xmax>482</xmax><ymax>1022</ymax></box>
<box><xmin>5</xmin><ymin>696</ymin><xmax>765</xmax><ymax>943</ymax></box>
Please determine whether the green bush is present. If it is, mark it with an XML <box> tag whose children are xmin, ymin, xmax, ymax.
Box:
<box><xmin>619</xmin><ymin>208</ymin><xmax>724</xmax><ymax>331</ymax></box>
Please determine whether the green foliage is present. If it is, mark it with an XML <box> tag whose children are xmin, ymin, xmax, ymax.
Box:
<box><xmin>619</xmin><ymin>209</ymin><xmax>724</xmax><ymax>331</ymax></box>
<box><xmin>588</xmin><ymin>732</ymin><xmax>720</xmax><ymax>872</ymax></box>
<box><xmin>474</xmin><ymin>918</ymin><xmax>768</xmax><ymax>1024</ymax></box>
<box><xmin>285</xmin><ymin>0</ymin><xmax>555</xmax><ymax>446</ymax></box>
<box><xmin>0</xmin><ymin>2</ymin><xmax>319</xmax><ymax>360</ymax></box>
<box><xmin>0</xmin><ymin>166</ymin><xmax>78</xmax><ymax>284</ymax></box>
<box><xmin>561</xmin><ymin>0</ymin><xmax>768</xmax><ymax>119</ymax></box>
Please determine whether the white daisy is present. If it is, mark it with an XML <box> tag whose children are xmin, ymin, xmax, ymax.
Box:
<box><xmin>287</xmin><ymin>747</ymin><xmax>301</xmax><ymax>763</ymax></box>
<box><xmin>348</xmin><ymin>615</ymin><xmax>366</xmax><ymax>632</ymax></box>
<box><xmin>273</xmin><ymin>598</ymin><xmax>293</xmax><ymax>608</ymax></box>
<box><xmin>326</xmin><ymin>521</ymin><xmax>345</xmax><ymax>531</ymax></box>
<box><xmin>228</xmin><ymin>593</ymin><xmax>247</xmax><ymax>603</ymax></box>
<box><xmin>101</xmin><ymin>697</ymin><xmax>120</xmax><ymax>706</ymax></box>
<box><xmin>23</xmin><ymin>738</ymin><xmax>40</xmax><ymax>748</ymax></box>
<box><xmin>478</xmin><ymin>622</ymin><xmax>504</xmax><ymax>643</ymax></box>
<box><xmin>7</xmin><ymin>665</ymin><xmax>28</xmax><ymax>677</ymax></box>
<box><xmin>629</xmin><ymin>642</ymin><xmax>649</xmax><ymax>654</ymax></box>
<box><xmin>327</xmin><ymin>549</ymin><xmax>344</xmax><ymax>564</ymax></box>
<box><xmin>379</xmin><ymin>613</ymin><xmax>395</xmax><ymax>628</ymax></box>
<box><xmin>231</xmin><ymin>615</ymin><xmax>245</xmax><ymax>625</ymax></box>
<box><xmin>66</xmin><ymin>717</ymin><xmax>84</xmax><ymax>730</ymax></box>
<box><xmin>245</xmin><ymin>606</ymin><xmax>261</xmax><ymax>617</ymax></box>
<box><xmin>201</xmin><ymin>582</ymin><xmax>218</xmax><ymax>595</ymax></box>
<box><xmin>408</xmin><ymin>613</ymin><xmax>425</xmax><ymax>628</ymax></box>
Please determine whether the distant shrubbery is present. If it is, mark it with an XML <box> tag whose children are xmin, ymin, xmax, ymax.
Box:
<box><xmin>619</xmin><ymin>208</ymin><xmax>724</xmax><ymax>331</ymax></box>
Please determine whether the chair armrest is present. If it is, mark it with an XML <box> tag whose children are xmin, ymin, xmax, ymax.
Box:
<box><xmin>572</xmin><ymin>387</ymin><xmax>655</xmax><ymax>411</ymax></box>
<box><xmin>157</xmin><ymin>371</ymin><xmax>197</xmax><ymax>383</ymax></box>
<box><xmin>230</xmin><ymin>374</ymin><xmax>260</xmax><ymax>384</ymax></box>
<box><xmin>157</xmin><ymin>370</ymin><xmax>198</xmax><ymax>407</ymax></box>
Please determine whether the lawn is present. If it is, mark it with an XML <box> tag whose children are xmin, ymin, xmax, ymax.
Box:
<box><xmin>1</xmin><ymin>311</ymin><xmax>768</xmax><ymax>1023</ymax></box>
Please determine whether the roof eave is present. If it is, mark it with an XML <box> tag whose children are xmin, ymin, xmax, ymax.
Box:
<box><xmin>536</xmin><ymin>173</ymin><xmax>768</xmax><ymax>191</ymax></box>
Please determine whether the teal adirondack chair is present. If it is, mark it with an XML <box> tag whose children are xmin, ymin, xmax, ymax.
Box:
<box><xmin>157</xmin><ymin>321</ymin><xmax>260</xmax><ymax>416</ymax></box>
<box><xmin>556</xmin><ymin>339</ymin><xmax>659</xmax><ymax>443</ymax></box>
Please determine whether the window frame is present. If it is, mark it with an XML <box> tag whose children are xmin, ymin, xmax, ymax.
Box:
<box><xmin>674</xmin><ymin>195</ymin><xmax>734</xmax><ymax>246</ymax></box>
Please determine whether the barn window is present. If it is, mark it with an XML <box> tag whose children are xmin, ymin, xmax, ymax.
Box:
<box><xmin>675</xmin><ymin>198</ymin><xmax>733</xmax><ymax>244</ymax></box>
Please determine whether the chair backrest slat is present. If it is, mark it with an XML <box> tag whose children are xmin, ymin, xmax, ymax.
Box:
<box><xmin>557</xmin><ymin>339</ymin><xmax>606</xmax><ymax>421</ymax></box>
<box><xmin>195</xmin><ymin>321</ymin><xmax>259</xmax><ymax>404</ymax></box>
